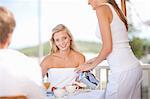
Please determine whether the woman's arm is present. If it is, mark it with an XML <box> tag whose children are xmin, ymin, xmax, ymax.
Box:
<box><xmin>40</xmin><ymin>60</ymin><xmax>48</xmax><ymax>77</ymax></box>
<box><xmin>77</xmin><ymin>5</ymin><xmax>113</xmax><ymax>71</ymax></box>
<box><xmin>79</xmin><ymin>54</ymin><xmax>86</xmax><ymax>65</ymax></box>
<box><xmin>91</xmin><ymin>5</ymin><xmax>112</xmax><ymax>65</ymax></box>
<box><xmin>40</xmin><ymin>56</ymin><xmax>52</xmax><ymax>77</ymax></box>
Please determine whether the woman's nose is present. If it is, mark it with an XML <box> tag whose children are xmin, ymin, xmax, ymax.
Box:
<box><xmin>60</xmin><ymin>40</ymin><xmax>65</xmax><ymax>45</ymax></box>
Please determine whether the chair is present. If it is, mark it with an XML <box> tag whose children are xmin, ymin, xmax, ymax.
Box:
<box><xmin>0</xmin><ymin>95</ymin><xmax>27</xmax><ymax>99</ymax></box>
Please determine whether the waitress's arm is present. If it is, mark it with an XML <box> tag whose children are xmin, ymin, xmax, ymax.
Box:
<box><xmin>77</xmin><ymin>5</ymin><xmax>113</xmax><ymax>72</ymax></box>
<box><xmin>92</xmin><ymin>5</ymin><xmax>113</xmax><ymax>66</ymax></box>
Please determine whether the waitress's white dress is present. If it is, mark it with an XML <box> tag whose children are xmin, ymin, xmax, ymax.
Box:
<box><xmin>96</xmin><ymin>3</ymin><xmax>142</xmax><ymax>99</ymax></box>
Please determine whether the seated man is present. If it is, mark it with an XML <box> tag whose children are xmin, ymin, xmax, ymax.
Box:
<box><xmin>0</xmin><ymin>6</ymin><xmax>47</xmax><ymax>99</ymax></box>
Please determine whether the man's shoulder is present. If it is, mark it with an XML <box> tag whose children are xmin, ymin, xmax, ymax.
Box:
<box><xmin>0</xmin><ymin>49</ymin><xmax>26</xmax><ymax>57</ymax></box>
<box><xmin>0</xmin><ymin>49</ymin><xmax>32</xmax><ymax>65</ymax></box>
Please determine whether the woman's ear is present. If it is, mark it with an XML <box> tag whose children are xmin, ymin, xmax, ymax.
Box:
<box><xmin>7</xmin><ymin>33</ymin><xmax>13</xmax><ymax>46</ymax></box>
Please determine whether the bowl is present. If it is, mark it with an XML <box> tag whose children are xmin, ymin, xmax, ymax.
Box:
<box><xmin>65</xmin><ymin>85</ymin><xmax>76</xmax><ymax>94</ymax></box>
<box><xmin>53</xmin><ymin>88</ymin><xmax>66</xmax><ymax>98</ymax></box>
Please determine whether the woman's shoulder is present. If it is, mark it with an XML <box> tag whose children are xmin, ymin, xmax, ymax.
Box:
<box><xmin>97</xmin><ymin>3</ymin><xmax>112</xmax><ymax>8</ymax></box>
<box><xmin>95</xmin><ymin>3</ymin><xmax>113</xmax><ymax>23</ymax></box>
<box><xmin>42</xmin><ymin>54</ymin><xmax>53</xmax><ymax>60</ymax></box>
<box><xmin>71</xmin><ymin>50</ymin><xmax>85</xmax><ymax>63</ymax></box>
<box><xmin>96</xmin><ymin>3</ymin><xmax>112</xmax><ymax>13</ymax></box>
<box><xmin>40</xmin><ymin>54</ymin><xmax>54</xmax><ymax>65</ymax></box>
<box><xmin>72</xmin><ymin>50</ymin><xmax>84</xmax><ymax>58</ymax></box>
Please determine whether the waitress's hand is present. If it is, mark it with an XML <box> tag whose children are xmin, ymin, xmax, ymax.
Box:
<box><xmin>86</xmin><ymin>57</ymin><xmax>97</xmax><ymax>64</ymax></box>
<box><xmin>75</xmin><ymin>63</ymin><xmax>96</xmax><ymax>73</ymax></box>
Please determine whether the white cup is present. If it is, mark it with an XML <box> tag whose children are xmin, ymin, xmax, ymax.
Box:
<box><xmin>65</xmin><ymin>85</ymin><xmax>76</xmax><ymax>94</ymax></box>
<box><xmin>53</xmin><ymin>88</ymin><xmax>66</xmax><ymax>98</ymax></box>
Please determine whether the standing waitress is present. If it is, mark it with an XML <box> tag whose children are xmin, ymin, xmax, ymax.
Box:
<box><xmin>77</xmin><ymin>0</ymin><xmax>142</xmax><ymax>99</ymax></box>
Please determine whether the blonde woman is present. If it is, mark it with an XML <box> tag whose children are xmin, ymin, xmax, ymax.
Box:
<box><xmin>40</xmin><ymin>24</ymin><xmax>85</xmax><ymax>88</ymax></box>
<box><xmin>77</xmin><ymin>0</ymin><xmax>142</xmax><ymax>99</ymax></box>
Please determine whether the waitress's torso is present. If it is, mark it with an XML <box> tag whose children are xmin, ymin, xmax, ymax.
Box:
<box><xmin>96</xmin><ymin>3</ymin><xmax>140</xmax><ymax>72</ymax></box>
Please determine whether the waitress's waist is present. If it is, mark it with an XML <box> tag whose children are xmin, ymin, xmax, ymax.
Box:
<box><xmin>113</xmin><ymin>42</ymin><xmax>130</xmax><ymax>49</ymax></box>
<box><xmin>108</xmin><ymin>61</ymin><xmax>141</xmax><ymax>72</ymax></box>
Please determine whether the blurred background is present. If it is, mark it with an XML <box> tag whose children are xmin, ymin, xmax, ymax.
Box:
<box><xmin>0</xmin><ymin>0</ymin><xmax>150</xmax><ymax>63</ymax></box>
<box><xmin>0</xmin><ymin>0</ymin><xmax>150</xmax><ymax>98</ymax></box>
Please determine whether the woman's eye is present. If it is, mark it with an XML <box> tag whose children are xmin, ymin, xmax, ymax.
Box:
<box><xmin>62</xmin><ymin>37</ymin><xmax>67</xmax><ymax>40</ymax></box>
<box><xmin>55</xmin><ymin>39</ymin><xmax>59</xmax><ymax>42</ymax></box>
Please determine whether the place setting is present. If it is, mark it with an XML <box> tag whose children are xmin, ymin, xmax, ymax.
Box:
<box><xmin>43</xmin><ymin>70</ymin><xmax>104</xmax><ymax>99</ymax></box>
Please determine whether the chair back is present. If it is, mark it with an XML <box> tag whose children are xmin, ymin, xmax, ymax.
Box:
<box><xmin>0</xmin><ymin>95</ymin><xmax>27</xmax><ymax>99</ymax></box>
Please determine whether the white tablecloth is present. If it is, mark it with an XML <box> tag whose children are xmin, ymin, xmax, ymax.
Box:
<box><xmin>47</xmin><ymin>90</ymin><xmax>105</xmax><ymax>99</ymax></box>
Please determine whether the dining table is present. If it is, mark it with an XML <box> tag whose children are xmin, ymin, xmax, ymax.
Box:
<box><xmin>47</xmin><ymin>89</ymin><xmax>105</xmax><ymax>99</ymax></box>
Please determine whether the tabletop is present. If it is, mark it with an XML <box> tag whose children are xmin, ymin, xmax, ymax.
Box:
<box><xmin>47</xmin><ymin>89</ymin><xmax>105</xmax><ymax>99</ymax></box>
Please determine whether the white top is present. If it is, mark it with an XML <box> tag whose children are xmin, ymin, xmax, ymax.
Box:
<box><xmin>0</xmin><ymin>49</ymin><xmax>47</xmax><ymax>99</ymax></box>
<box><xmin>47</xmin><ymin>68</ymin><xmax>77</xmax><ymax>88</ymax></box>
<box><xmin>96</xmin><ymin>3</ymin><xmax>140</xmax><ymax>72</ymax></box>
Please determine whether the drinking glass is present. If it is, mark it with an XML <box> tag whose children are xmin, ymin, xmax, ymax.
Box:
<box><xmin>44</xmin><ymin>82</ymin><xmax>50</xmax><ymax>90</ymax></box>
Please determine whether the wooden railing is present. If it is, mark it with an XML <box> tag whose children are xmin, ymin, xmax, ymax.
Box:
<box><xmin>94</xmin><ymin>64</ymin><xmax>150</xmax><ymax>98</ymax></box>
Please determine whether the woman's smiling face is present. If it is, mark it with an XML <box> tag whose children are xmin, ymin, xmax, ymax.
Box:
<box><xmin>53</xmin><ymin>30</ymin><xmax>71</xmax><ymax>51</ymax></box>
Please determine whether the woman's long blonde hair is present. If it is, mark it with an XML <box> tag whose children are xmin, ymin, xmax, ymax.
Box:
<box><xmin>107</xmin><ymin>0</ymin><xmax>128</xmax><ymax>30</ymax></box>
<box><xmin>50</xmin><ymin>24</ymin><xmax>77</xmax><ymax>54</ymax></box>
